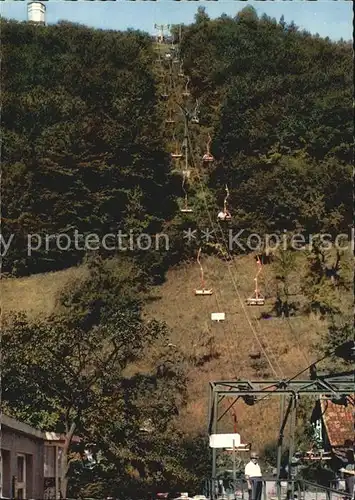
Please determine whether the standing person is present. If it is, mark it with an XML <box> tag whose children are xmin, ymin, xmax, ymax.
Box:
<box><xmin>341</xmin><ymin>449</ymin><xmax>355</xmax><ymax>499</ymax></box>
<box><xmin>245</xmin><ymin>452</ymin><xmax>263</xmax><ymax>500</ymax></box>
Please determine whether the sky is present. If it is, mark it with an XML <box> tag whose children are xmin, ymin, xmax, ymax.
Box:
<box><xmin>0</xmin><ymin>0</ymin><xmax>353</xmax><ymax>42</ymax></box>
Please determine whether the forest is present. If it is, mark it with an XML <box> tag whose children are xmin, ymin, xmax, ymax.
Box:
<box><xmin>1</xmin><ymin>6</ymin><xmax>353</xmax><ymax>498</ymax></box>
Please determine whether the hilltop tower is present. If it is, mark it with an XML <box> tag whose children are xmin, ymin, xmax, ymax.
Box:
<box><xmin>27</xmin><ymin>2</ymin><xmax>46</xmax><ymax>25</ymax></box>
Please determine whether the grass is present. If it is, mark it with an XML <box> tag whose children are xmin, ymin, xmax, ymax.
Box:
<box><xmin>1</xmin><ymin>249</ymin><xmax>351</xmax><ymax>452</ymax></box>
<box><xmin>142</xmin><ymin>253</ymin><xmax>330</xmax><ymax>447</ymax></box>
<box><xmin>0</xmin><ymin>265</ymin><xmax>89</xmax><ymax>319</ymax></box>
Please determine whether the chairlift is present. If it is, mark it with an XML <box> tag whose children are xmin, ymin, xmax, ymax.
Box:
<box><xmin>202</xmin><ymin>153</ymin><xmax>214</xmax><ymax>162</ymax></box>
<box><xmin>180</xmin><ymin>174</ymin><xmax>193</xmax><ymax>213</ymax></box>
<box><xmin>191</xmin><ymin>99</ymin><xmax>200</xmax><ymax>124</ymax></box>
<box><xmin>182</xmin><ymin>76</ymin><xmax>190</xmax><ymax>97</ymax></box>
<box><xmin>217</xmin><ymin>210</ymin><xmax>231</xmax><ymax>222</ymax></box>
<box><xmin>178</xmin><ymin>62</ymin><xmax>184</xmax><ymax>77</ymax></box>
<box><xmin>246</xmin><ymin>294</ymin><xmax>265</xmax><ymax>306</ymax></box>
<box><xmin>217</xmin><ymin>185</ymin><xmax>232</xmax><ymax>221</ymax></box>
<box><xmin>171</xmin><ymin>136</ymin><xmax>183</xmax><ymax>159</ymax></box>
<box><xmin>165</xmin><ymin>109</ymin><xmax>175</xmax><ymax>125</ymax></box>
<box><xmin>171</xmin><ymin>152</ymin><xmax>183</xmax><ymax>159</ymax></box>
<box><xmin>246</xmin><ymin>296</ymin><xmax>265</xmax><ymax>306</ymax></box>
<box><xmin>202</xmin><ymin>134</ymin><xmax>214</xmax><ymax>162</ymax></box>
<box><xmin>180</xmin><ymin>198</ymin><xmax>193</xmax><ymax>213</ymax></box>
<box><xmin>246</xmin><ymin>257</ymin><xmax>265</xmax><ymax>305</ymax></box>
<box><xmin>195</xmin><ymin>248</ymin><xmax>213</xmax><ymax>296</ymax></box>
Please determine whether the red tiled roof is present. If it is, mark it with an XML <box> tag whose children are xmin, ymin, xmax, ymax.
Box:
<box><xmin>320</xmin><ymin>398</ymin><xmax>354</xmax><ymax>448</ymax></box>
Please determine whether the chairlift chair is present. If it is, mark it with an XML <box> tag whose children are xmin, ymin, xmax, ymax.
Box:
<box><xmin>246</xmin><ymin>296</ymin><xmax>265</xmax><ymax>306</ymax></box>
<box><xmin>165</xmin><ymin>109</ymin><xmax>175</xmax><ymax>124</ymax></box>
<box><xmin>202</xmin><ymin>134</ymin><xmax>214</xmax><ymax>162</ymax></box>
<box><xmin>171</xmin><ymin>152</ymin><xmax>183</xmax><ymax>159</ymax></box>
<box><xmin>180</xmin><ymin>192</ymin><xmax>193</xmax><ymax>212</ymax></box>
<box><xmin>191</xmin><ymin>100</ymin><xmax>200</xmax><ymax>124</ymax></box>
<box><xmin>217</xmin><ymin>186</ymin><xmax>232</xmax><ymax>221</ymax></box>
<box><xmin>246</xmin><ymin>284</ymin><xmax>265</xmax><ymax>305</ymax></box>
<box><xmin>195</xmin><ymin>249</ymin><xmax>213</xmax><ymax>295</ymax></box>
<box><xmin>171</xmin><ymin>135</ymin><xmax>183</xmax><ymax>159</ymax></box>
<box><xmin>180</xmin><ymin>176</ymin><xmax>193</xmax><ymax>213</ymax></box>
<box><xmin>217</xmin><ymin>211</ymin><xmax>231</xmax><ymax>222</ymax></box>
<box><xmin>182</xmin><ymin>77</ymin><xmax>190</xmax><ymax>97</ymax></box>
<box><xmin>202</xmin><ymin>153</ymin><xmax>214</xmax><ymax>162</ymax></box>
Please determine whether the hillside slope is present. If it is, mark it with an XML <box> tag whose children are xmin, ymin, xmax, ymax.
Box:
<box><xmin>1</xmin><ymin>252</ymin><xmax>333</xmax><ymax>450</ymax></box>
<box><xmin>142</xmin><ymin>254</ymin><xmax>327</xmax><ymax>446</ymax></box>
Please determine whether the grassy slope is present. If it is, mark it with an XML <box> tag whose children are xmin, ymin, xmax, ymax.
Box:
<box><xmin>2</xmin><ymin>251</ymin><xmax>342</xmax><ymax>451</ymax></box>
<box><xmin>143</xmin><ymin>254</ymin><xmax>326</xmax><ymax>448</ymax></box>
<box><xmin>0</xmin><ymin>266</ymin><xmax>89</xmax><ymax>319</ymax></box>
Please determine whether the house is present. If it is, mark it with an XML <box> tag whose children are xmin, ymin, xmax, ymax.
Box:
<box><xmin>1</xmin><ymin>414</ymin><xmax>80</xmax><ymax>499</ymax></box>
<box><xmin>1</xmin><ymin>414</ymin><xmax>46</xmax><ymax>498</ymax></box>
<box><xmin>311</xmin><ymin>396</ymin><xmax>354</xmax><ymax>468</ymax></box>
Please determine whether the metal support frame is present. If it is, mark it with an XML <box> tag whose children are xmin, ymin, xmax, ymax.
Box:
<box><xmin>208</xmin><ymin>372</ymin><xmax>354</xmax><ymax>499</ymax></box>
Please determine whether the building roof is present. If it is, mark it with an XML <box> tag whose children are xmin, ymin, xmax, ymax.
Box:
<box><xmin>1</xmin><ymin>414</ymin><xmax>45</xmax><ymax>441</ymax></box>
<box><xmin>320</xmin><ymin>398</ymin><xmax>354</xmax><ymax>448</ymax></box>
<box><xmin>1</xmin><ymin>414</ymin><xmax>80</xmax><ymax>443</ymax></box>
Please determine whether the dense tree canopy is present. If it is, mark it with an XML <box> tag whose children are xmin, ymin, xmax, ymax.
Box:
<box><xmin>2</xmin><ymin>20</ymin><xmax>176</xmax><ymax>276</ymax></box>
<box><xmin>2</xmin><ymin>13</ymin><xmax>353</xmax><ymax>275</ymax></box>
<box><xmin>1</xmin><ymin>257</ymin><xmax>208</xmax><ymax>498</ymax></box>
<box><xmin>178</xmin><ymin>10</ymin><xmax>352</xmax><ymax>235</ymax></box>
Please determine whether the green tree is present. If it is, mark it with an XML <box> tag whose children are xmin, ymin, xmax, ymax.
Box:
<box><xmin>2</xmin><ymin>309</ymin><xmax>173</xmax><ymax>497</ymax></box>
<box><xmin>195</xmin><ymin>6</ymin><xmax>210</xmax><ymax>24</ymax></box>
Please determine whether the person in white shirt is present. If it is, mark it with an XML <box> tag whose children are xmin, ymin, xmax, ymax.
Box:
<box><xmin>244</xmin><ymin>452</ymin><xmax>262</xmax><ymax>500</ymax></box>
